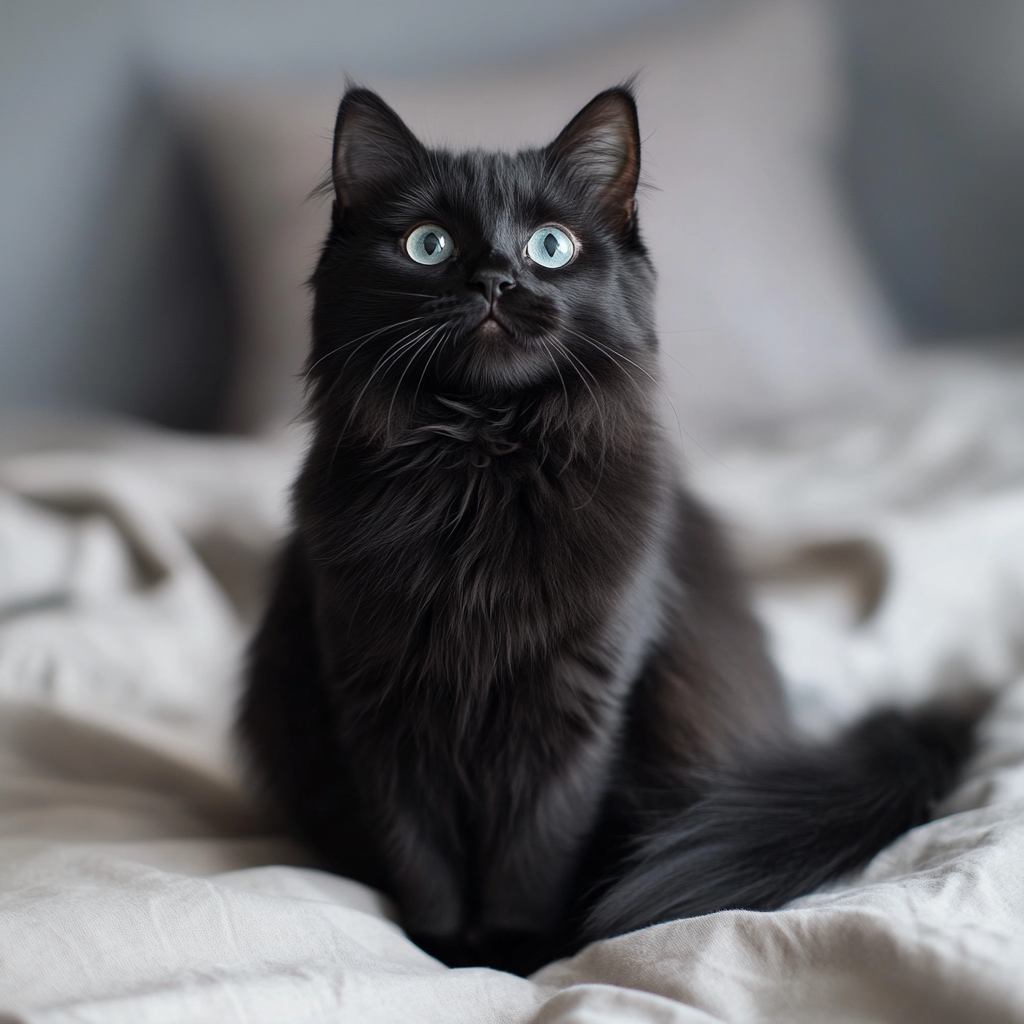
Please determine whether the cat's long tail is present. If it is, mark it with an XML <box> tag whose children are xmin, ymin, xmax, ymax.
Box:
<box><xmin>585</xmin><ymin>704</ymin><xmax>981</xmax><ymax>940</ymax></box>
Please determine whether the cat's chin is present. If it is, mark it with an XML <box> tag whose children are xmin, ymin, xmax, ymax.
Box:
<box><xmin>456</xmin><ymin>339</ymin><xmax>558</xmax><ymax>394</ymax></box>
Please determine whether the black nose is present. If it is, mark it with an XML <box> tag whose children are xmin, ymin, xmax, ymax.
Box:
<box><xmin>470</xmin><ymin>267</ymin><xmax>515</xmax><ymax>304</ymax></box>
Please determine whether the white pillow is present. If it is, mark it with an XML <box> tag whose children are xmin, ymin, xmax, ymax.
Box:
<box><xmin>185</xmin><ymin>0</ymin><xmax>897</xmax><ymax>439</ymax></box>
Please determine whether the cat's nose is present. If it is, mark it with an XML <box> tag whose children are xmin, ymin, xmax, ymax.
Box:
<box><xmin>469</xmin><ymin>267</ymin><xmax>516</xmax><ymax>304</ymax></box>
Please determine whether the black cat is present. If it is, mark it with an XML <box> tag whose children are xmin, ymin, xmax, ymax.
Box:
<box><xmin>239</xmin><ymin>85</ymin><xmax>975</xmax><ymax>975</ymax></box>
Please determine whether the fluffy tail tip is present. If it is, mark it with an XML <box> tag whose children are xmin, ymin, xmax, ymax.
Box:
<box><xmin>584</xmin><ymin>695</ymin><xmax>988</xmax><ymax>941</ymax></box>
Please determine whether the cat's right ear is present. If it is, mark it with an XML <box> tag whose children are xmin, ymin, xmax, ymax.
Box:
<box><xmin>546</xmin><ymin>86</ymin><xmax>641</xmax><ymax>230</ymax></box>
<box><xmin>332</xmin><ymin>88</ymin><xmax>423</xmax><ymax>209</ymax></box>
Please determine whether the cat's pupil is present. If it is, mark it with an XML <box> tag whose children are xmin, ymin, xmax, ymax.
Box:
<box><xmin>424</xmin><ymin>232</ymin><xmax>440</xmax><ymax>255</ymax></box>
<box><xmin>544</xmin><ymin>233</ymin><xmax>558</xmax><ymax>258</ymax></box>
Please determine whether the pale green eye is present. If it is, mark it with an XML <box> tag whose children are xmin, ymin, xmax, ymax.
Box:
<box><xmin>526</xmin><ymin>226</ymin><xmax>574</xmax><ymax>269</ymax></box>
<box><xmin>405</xmin><ymin>224</ymin><xmax>453</xmax><ymax>265</ymax></box>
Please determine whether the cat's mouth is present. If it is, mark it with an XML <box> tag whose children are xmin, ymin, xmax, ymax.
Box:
<box><xmin>474</xmin><ymin>311</ymin><xmax>513</xmax><ymax>341</ymax></box>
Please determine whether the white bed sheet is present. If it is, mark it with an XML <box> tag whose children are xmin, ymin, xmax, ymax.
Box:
<box><xmin>3</xmin><ymin>352</ymin><xmax>1024</xmax><ymax>1023</ymax></box>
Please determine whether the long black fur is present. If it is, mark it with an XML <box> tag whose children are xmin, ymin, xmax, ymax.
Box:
<box><xmin>238</xmin><ymin>85</ymin><xmax>978</xmax><ymax>975</ymax></box>
<box><xmin>585</xmin><ymin>705</ymin><xmax>977</xmax><ymax>939</ymax></box>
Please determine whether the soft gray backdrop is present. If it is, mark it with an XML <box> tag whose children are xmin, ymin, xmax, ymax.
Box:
<box><xmin>2</xmin><ymin>0</ymin><xmax>1023</xmax><ymax>429</ymax></box>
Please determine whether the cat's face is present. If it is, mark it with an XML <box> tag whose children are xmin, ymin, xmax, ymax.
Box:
<box><xmin>309</xmin><ymin>87</ymin><xmax>656</xmax><ymax>404</ymax></box>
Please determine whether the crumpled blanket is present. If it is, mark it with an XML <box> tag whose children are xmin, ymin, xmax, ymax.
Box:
<box><xmin>3</xmin><ymin>353</ymin><xmax>1024</xmax><ymax>1024</ymax></box>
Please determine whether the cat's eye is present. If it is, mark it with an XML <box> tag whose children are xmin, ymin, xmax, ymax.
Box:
<box><xmin>526</xmin><ymin>226</ymin><xmax>575</xmax><ymax>269</ymax></box>
<box><xmin>405</xmin><ymin>224</ymin><xmax>454</xmax><ymax>265</ymax></box>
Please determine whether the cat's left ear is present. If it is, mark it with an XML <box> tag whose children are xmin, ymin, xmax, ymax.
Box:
<box><xmin>546</xmin><ymin>87</ymin><xmax>641</xmax><ymax>229</ymax></box>
<box><xmin>332</xmin><ymin>87</ymin><xmax>424</xmax><ymax>209</ymax></box>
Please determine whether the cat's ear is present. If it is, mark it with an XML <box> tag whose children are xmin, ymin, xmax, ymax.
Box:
<box><xmin>332</xmin><ymin>87</ymin><xmax>423</xmax><ymax>208</ymax></box>
<box><xmin>547</xmin><ymin>87</ymin><xmax>641</xmax><ymax>228</ymax></box>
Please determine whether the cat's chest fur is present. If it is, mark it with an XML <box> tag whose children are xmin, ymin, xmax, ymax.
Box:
<box><xmin>295</xmin><ymin>399</ymin><xmax>670</xmax><ymax>750</ymax></box>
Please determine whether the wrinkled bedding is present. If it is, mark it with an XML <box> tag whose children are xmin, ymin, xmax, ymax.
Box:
<box><xmin>3</xmin><ymin>352</ymin><xmax>1024</xmax><ymax>1024</ymax></box>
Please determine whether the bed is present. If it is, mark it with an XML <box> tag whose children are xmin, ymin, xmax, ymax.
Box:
<box><xmin>3</xmin><ymin>349</ymin><xmax>1024</xmax><ymax>1023</ymax></box>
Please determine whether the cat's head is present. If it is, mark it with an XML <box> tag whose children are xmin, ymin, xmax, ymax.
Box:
<box><xmin>308</xmin><ymin>84</ymin><xmax>656</xmax><ymax>413</ymax></box>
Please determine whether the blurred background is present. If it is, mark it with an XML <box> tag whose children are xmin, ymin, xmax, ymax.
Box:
<box><xmin>2</xmin><ymin>0</ymin><xmax>1024</xmax><ymax>435</ymax></box>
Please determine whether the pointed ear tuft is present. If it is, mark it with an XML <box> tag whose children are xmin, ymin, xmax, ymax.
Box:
<box><xmin>547</xmin><ymin>87</ymin><xmax>641</xmax><ymax>228</ymax></box>
<box><xmin>332</xmin><ymin>88</ymin><xmax>423</xmax><ymax>208</ymax></box>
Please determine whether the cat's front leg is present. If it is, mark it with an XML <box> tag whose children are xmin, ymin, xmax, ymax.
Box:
<box><xmin>338</xmin><ymin>744</ymin><xmax>472</xmax><ymax>947</ymax></box>
<box><xmin>442</xmin><ymin>728</ymin><xmax>616</xmax><ymax>974</ymax></box>
<box><xmin>379</xmin><ymin>799</ymin><xmax>466</xmax><ymax>939</ymax></box>
<box><xmin>479</xmin><ymin>738</ymin><xmax>615</xmax><ymax>934</ymax></box>
<box><xmin>475</xmin><ymin>661</ymin><xmax>625</xmax><ymax>952</ymax></box>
